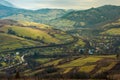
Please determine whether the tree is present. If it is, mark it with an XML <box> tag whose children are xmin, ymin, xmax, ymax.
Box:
<box><xmin>15</xmin><ymin>71</ymin><xmax>20</xmax><ymax>79</ymax></box>
<box><xmin>116</xmin><ymin>54</ymin><xmax>120</xmax><ymax>60</ymax></box>
<box><xmin>7</xmin><ymin>28</ymin><xmax>16</xmax><ymax>35</ymax></box>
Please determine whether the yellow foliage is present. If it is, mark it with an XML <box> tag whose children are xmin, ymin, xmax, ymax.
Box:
<box><xmin>0</xmin><ymin>33</ymin><xmax>37</xmax><ymax>51</ymax></box>
<box><xmin>102</xmin><ymin>28</ymin><xmax>120</xmax><ymax>35</ymax></box>
<box><xmin>19</xmin><ymin>21</ymin><xmax>50</xmax><ymax>29</ymax></box>
<box><xmin>44</xmin><ymin>59</ymin><xmax>62</xmax><ymax>66</ymax></box>
<box><xmin>79</xmin><ymin>65</ymin><xmax>96</xmax><ymax>73</ymax></box>
<box><xmin>63</xmin><ymin>68</ymin><xmax>73</xmax><ymax>74</ymax></box>
<box><xmin>1</xmin><ymin>62</ymin><xmax>7</xmax><ymax>67</ymax></box>
<box><xmin>9</xmin><ymin>26</ymin><xmax>59</xmax><ymax>43</ymax></box>
<box><xmin>58</xmin><ymin>57</ymin><xmax>102</xmax><ymax>68</ymax></box>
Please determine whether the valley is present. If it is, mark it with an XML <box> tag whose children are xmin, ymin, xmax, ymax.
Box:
<box><xmin>0</xmin><ymin>1</ymin><xmax>120</xmax><ymax>79</ymax></box>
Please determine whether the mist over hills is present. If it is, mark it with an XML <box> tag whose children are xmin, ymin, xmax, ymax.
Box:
<box><xmin>0</xmin><ymin>0</ymin><xmax>15</xmax><ymax>8</ymax></box>
<box><xmin>0</xmin><ymin>2</ymin><xmax>120</xmax><ymax>31</ymax></box>
<box><xmin>0</xmin><ymin>1</ymin><xmax>72</xmax><ymax>23</ymax></box>
<box><xmin>0</xmin><ymin>1</ymin><xmax>120</xmax><ymax>36</ymax></box>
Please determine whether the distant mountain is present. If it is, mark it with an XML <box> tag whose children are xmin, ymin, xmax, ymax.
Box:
<box><xmin>0</xmin><ymin>4</ymin><xmax>72</xmax><ymax>23</ymax></box>
<box><xmin>0</xmin><ymin>0</ymin><xmax>15</xmax><ymax>8</ymax></box>
<box><xmin>0</xmin><ymin>4</ymin><xmax>29</xmax><ymax>18</ymax></box>
<box><xmin>48</xmin><ymin>5</ymin><xmax>120</xmax><ymax>30</ymax></box>
<box><xmin>1</xmin><ymin>4</ymin><xmax>120</xmax><ymax>31</ymax></box>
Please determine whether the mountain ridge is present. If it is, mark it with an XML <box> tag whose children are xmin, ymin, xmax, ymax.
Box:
<box><xmin>0</xmin><ymin>4</ymin><xmax>120</xmax><ymax>30</ymax></box>
<box><xmin>48</xmin><ymin>5</ymin><xmax>120</xmax><ymax>30</ymax></box>
<box><xmin>0</xmin><ymin>0</ymin><xmax>15</xmax><ymax>8</ymax></box>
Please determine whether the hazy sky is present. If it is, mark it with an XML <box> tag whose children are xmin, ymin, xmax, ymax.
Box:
<box><xmin>6</xmin><ymin>0</ymin><xmax>120</xmax><ymax>10</ymax></box>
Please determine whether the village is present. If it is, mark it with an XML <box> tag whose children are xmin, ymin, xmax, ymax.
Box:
<box><xmin>0</xmin><ymin>52</ymin><xmax>21</xmax><ymax>68</ymax></box>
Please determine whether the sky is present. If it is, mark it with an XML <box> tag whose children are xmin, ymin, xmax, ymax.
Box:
<box><xmin>6</xmin><ymin>0</ymin><xmax>120</xmax><ymax>10</ymax></box>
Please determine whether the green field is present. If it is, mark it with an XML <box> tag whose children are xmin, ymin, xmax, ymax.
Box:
<box><xmin>102</xmin><ymin>28</ymin><xmax>120</xmax><ymax>35</ymax></box>
<box><xmin>26</xmin><ymin>55</ymin><xmax>117</xmax><ymax>77</ymax></box>
<box><xmin>58</xmin><ymin>56</ymin><xmax>102</xmax><ymax>68</ymax></box>
<box><xmin>8</xmin><ymin>26</ymin><xmax>60</xmax><ymax>43</ymax></box>
<box><xmin>0</xmin><ymin>33</ymin><xmax>39</xmax><ymax>52</ymax></box>
<box><xmin>0</xmin><ymin>20</ymin><xmax>75</xmax><ymax>52</ymax></box>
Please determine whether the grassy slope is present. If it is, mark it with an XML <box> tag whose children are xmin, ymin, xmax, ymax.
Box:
<box><xmin>49</xmin><ymin>19</ymin><xmax>75</xmax><ymax>30</ymax></box>
<box><xmin>59</xmin><ymin>55</ymin><xmax>116</xmax><ymax>74</ymax></box>
<box><xmin>8</xmin><ymin>26</ymin><xmax>60</xmax><ymax>43</ymax></box>
<box><xmin>0</xmin><ymin>33</ymin><xmax>39</xmax><ymax>52</ymax></box>
<box><xmin>0</xmin><ymin>20</ymin><xmax>74</xmax><ymax>44</ymax></box>
<box><xmin>58</xmin><ymin>56</ymin><xmax>102</xmax><ymax>68</ymax></box>
<box><xmin>102</xmin><ymin>28</ymin><xmax>120</xmax><ymax>35</ymax></box>
<box><xmin>0</xmin><ymin>20</ymin><xmax>75</xmax><ymax>51</ymax></box>
<box><xmin>101</xmin><ymin>19</ymin><xmax>120</xmax><ymax>35</ymax></box>
<box><xmin>27</xmin><ymin>55</ymin><xmax>116</xmax><ymax>76</ymax></box>
<box><xmin>18</xmin><ymin>21</ymin><xmax>51</xmax><ymax>29</ymax></box>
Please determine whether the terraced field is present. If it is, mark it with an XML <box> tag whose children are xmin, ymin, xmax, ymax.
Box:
<box><xmin>25</xmin><ymin>55</ymin><xmax>117</xmax><ymax>79</ymax></box>
<box><xmin>58</xmin><ymin>56</ymin><xmax>101</xmax><ymax>68</ymax></box>
<box><xmin>102</xmin><ymin>28</ymin><xmax>120</xmax><ymax>35</ymax></box>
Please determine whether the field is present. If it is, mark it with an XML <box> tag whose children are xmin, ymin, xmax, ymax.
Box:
<box><xmin>0</xmin><ymin>33</ymin><xmax>38</xmax><ymax>52</ymax></box>
<box><xmin>102</xmin><ymin>28</ymin><xmax>120</xmax><ymax>35</ymax></box>
<box><xmin>23</xmin><ymin>55</ymin><xmax>120</xmax><ymax>79</ymax></box>
<box><xmin>0</xmin><ymin>4</ymin><xmax>120</xmax><ymax>80</ymax></box>
<box><xmin>0</xmin><ymin>20</ymin><xmax>74</xmax><ymax>52</ymax></box>
<box><xmin>7</xmin><ymin>26</ymin><xmax>60</xmax><ymax>43</ymax></box>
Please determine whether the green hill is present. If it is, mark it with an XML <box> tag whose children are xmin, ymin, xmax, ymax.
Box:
<box><xmin>24</xmin><ymin>55</ymin><xmax>118</xmax><ymax>79</ymax></box>
<box><xmin>0</xmin><ymin>19</ymin><xmax>73</xmax><ymax>52</ymax></box>
<box><xmin>102</xmin><ymin>28</ymin><xmax>120</xmax><ymax>36</ymax></box>
<box><xmin>48</xmin><ymin>5</ymin><xmax>120</xmax><ymax>30</ymax></box>
<box><xmin>0</xmin><ymin>4</ymin><xmax>72</xmax><ymax>23</ymax></box>
<box><xmin>100</xmin><ymin>19</ymin><xmax>120</xmax><ymax>36</ymax></box>
<box><xmin>0</xmin><ymin>33</ymin><xmax>38</xmax><ymax>52</ymax></box>
<box><xmin>1</xmin><ymin>4</ymin><xmax>120</xmax><ymax>32</ymax></box>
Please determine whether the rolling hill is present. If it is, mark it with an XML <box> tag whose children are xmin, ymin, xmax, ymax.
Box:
<box><xmin>0</xmin><ymin>0</ymin><xmax>15</xmax><ymax>8</ymax></box>
<box><xmin>23</xmin><ymin>55</ymin><xmax>119</xmax><ymax>79</ymax></box>
<box><xmin>0</xmin><ymin>19</ymin><xmax>74</xmax><ymax>52</ymax></box>
<box><xmin>48</xmin><ymin>5</ymin><xmax>120</xmax><ymax>30</ymax></box>
<box><xmin>100</xmin><ymin>19</ymin><xmax>120</xmax><ymax>36</ymax></box>
<box><xmin>0</xmin><ymin>33</ymin><xmax>38</xmax><ymax>52</ymax></box>
<box><xmin>0</xmin><ymin>4</ymin><xmax>72</xmax><ymax>23</ymax></box>
<box><xmin>3</xmin><ymin>9</ymin><xmax>72</xmax><ymax>23</ymax></box>
<box><xmin>1</xmin><ymin>4</ymin><xmax>120</xmax><ymax>32</ymax></box>
<box><xmin>0</xmin><ymin>3</ymin><xmax>120</xmax><ymax>79</ymax></box>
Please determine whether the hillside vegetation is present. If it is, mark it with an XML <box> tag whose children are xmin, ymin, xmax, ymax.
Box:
<box><xmin>7</xmin><ymin>26</ymin><xmax>60</xmax><ymax>43</ymax></box>
<box><xmin>24</xmin><ymin>55</ymin><xmax>118</xmax><ymax>79</ymax></box>
<box><xmin>0</xmin><ymin>19</ymin><xmax>74</xmax><ymax>52</ymax></box>
<box><xmin>48</xmin><ymin>5</ymin><xmax>120</xmax><ymax>30</ymax></box>
<box><xmin>0</xmin><ymin>33</ymin><xmax>38</xmax><ymax>52</ymax></box>
<box><xmin>0</xmin><ymin>5</ymin><xmax>72</xmax><ymax>23</ymax></box>
<box><xmin>1</xmin><ymin>4</ymin><xmax>120</xmax><ymax>31</ymax></box>
<box><xmin>102</xmin><ymin>28</ymin><xmax>120</xmax><ymax>35</ymax></box>
<box><xmin>100</xmin><ymin>19</ymin><xmax>120</xmax><ymax>36</ymax></box>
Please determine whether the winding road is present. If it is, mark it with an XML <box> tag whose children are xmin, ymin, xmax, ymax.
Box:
<box><xmin>0</xmin><ymin>36</ymin><xmax>78</xmax><ymax>71</ymax></box>
<box><xmin>0</xmin><ymin>36</ymin><xmax>78</xmax><ymax>53</ymax></box>
<box><xmin>0</xmin><ymin>54</ymin><xmax>25</xmax><ymax>71</ymax></box>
